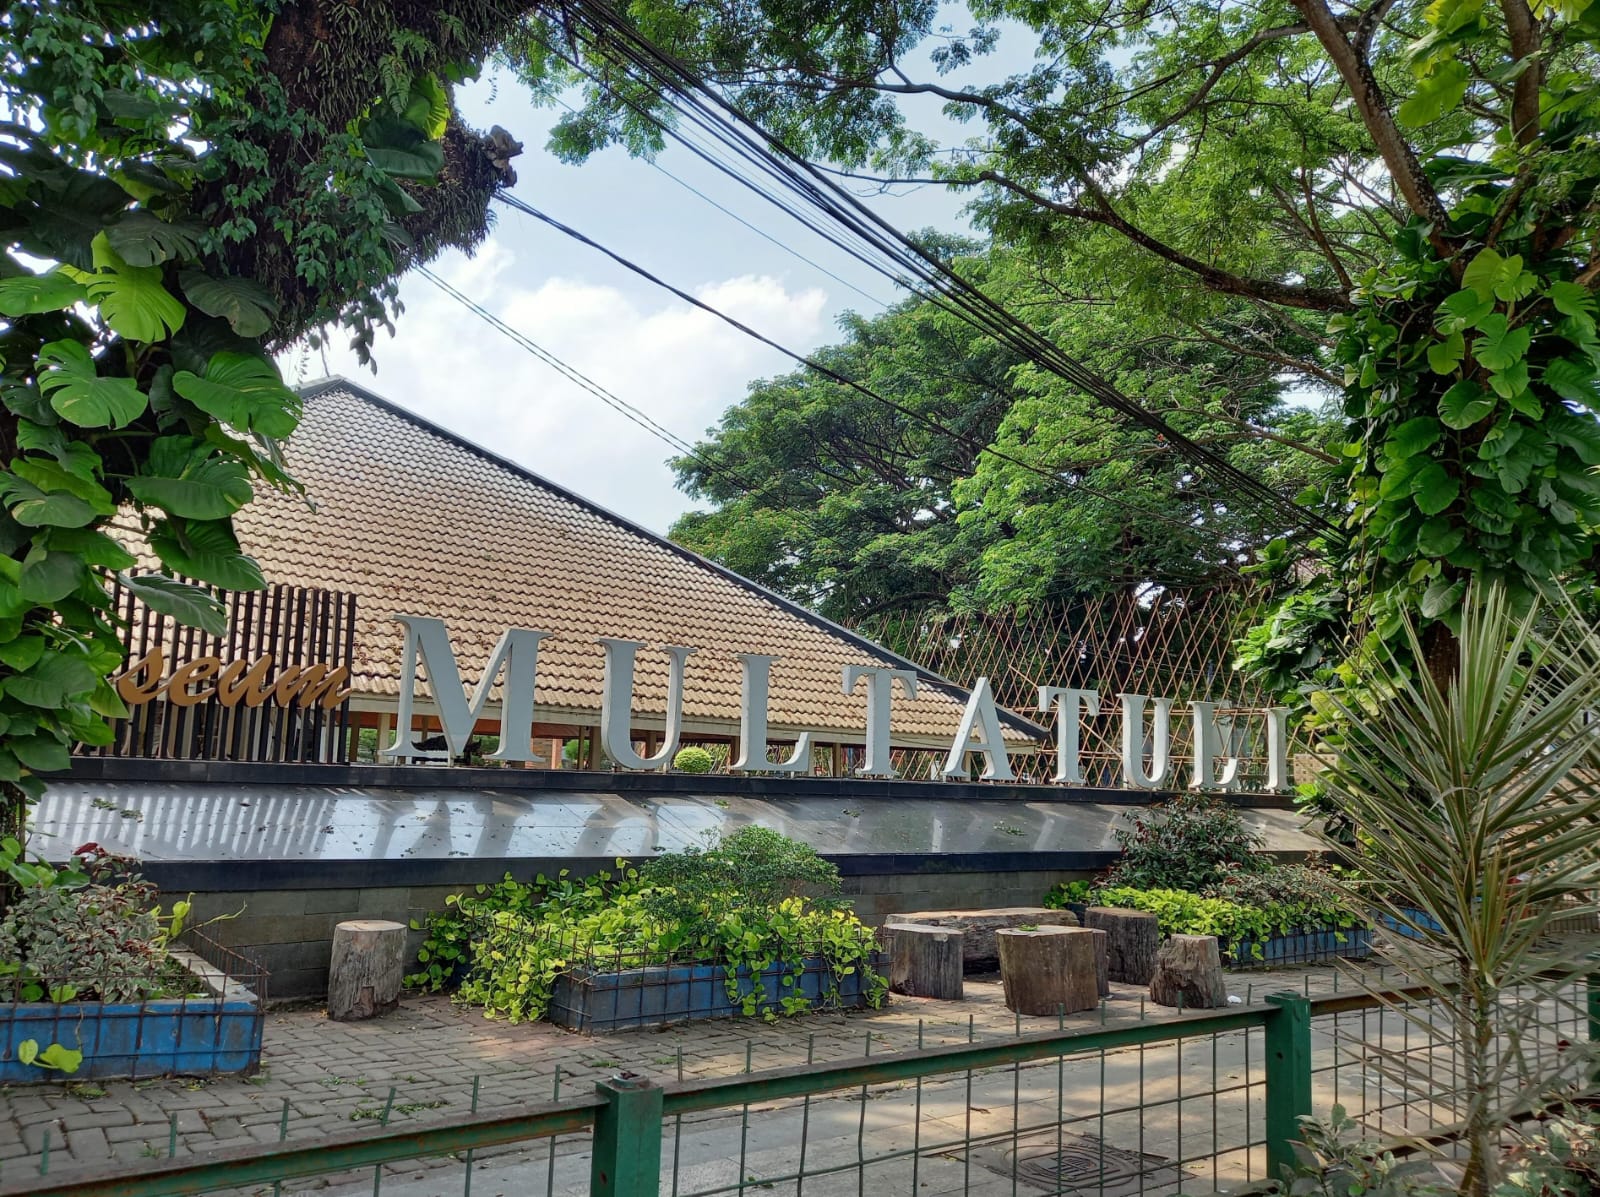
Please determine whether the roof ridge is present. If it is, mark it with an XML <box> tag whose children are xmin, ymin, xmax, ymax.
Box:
<box><xmin>294</xmin><ymin>376</ymin><xmax>1047</xmax><ymax>741</ymax></box>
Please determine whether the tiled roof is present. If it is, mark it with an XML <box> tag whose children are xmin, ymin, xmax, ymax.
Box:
<box><xmin>212</xmin><ymin>379</ymin><xmax>1041</xmax><ymax>748</ymax></box>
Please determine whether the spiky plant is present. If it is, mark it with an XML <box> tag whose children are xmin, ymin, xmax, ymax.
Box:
<box><xmin>1317</xmin><ymin>584</ymin><xmax>1600</xmax><ymax>1197</ymax></box>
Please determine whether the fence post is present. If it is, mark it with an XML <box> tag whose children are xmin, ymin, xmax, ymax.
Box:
<box><xmin>1587</xmin><ymin>973</ymin><xmax>1600</xmax><ymax>1088</ymax></box>
<box><xmin>1263</xmin><ymin>992</ymin><xmax>1313</xmax><ymax>1179</ymax></box>
<box><xmin>590</xmin><ymin>1072</ymin><xmax>663</xmax><ymax>1197</ymax></box>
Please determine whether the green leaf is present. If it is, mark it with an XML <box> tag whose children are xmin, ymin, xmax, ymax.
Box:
<box><xmin>1544</xmin><ymin>357</ymin><xmax>1599</xmax><ymax>407</ymax></box>
<box><xmin>1437</xmin><ymin>289</ymin><xmax>1495</xmax><ymax>333</ymax></box>
<box><xmin>403</xmin><ymin>75</ymin><xmax>451</xmax><ymax>140</ymax></box>
<box><xmin>178</xmin><ymin>271</ymin><xmax>279</xmax><ymax>338</ymax></box>
<box><xmin>1427</xmin><ymin>332</ymin><xmax>1465</xmax><ymax>374</ymax></box>
<box><xmin>1489</xmin><ymin>360</ymin><xmax>1532</xmax><ymax>401</ymax></box>
<box><xmin>1419</xmin><ymin>575</ymin><xmax>1467</xmax><ymax>618</ymax></box>
<box><xmin>0</xmin><ymin>269</ymin><xmax>86</xmax><ymax>316</ymax></box>
<box><xmin>148</xmin><ymin>519</ymin><xmax>266</xmax><ymax>591</ymax></box>
<box><xmin>1461</xmin><ymin>250</ymin><xmax>1537</xmax><ymax>302</ymax></box>
<box><xmin>35</xmin><ymin>341</ymin><xmax>146</xmax><ymax>429</ymax></box>
<box><xmin>1398</xmin><ymin>61</ymin><xmax>1470</xmax><ymax>127</ymax></box>
<box><xmin>5</xmin><ymin>654</ymin><xmax>98</xmax><ymax>709</ymax></box>
<box><xmin>127</xmin><ymin>457</ymin><xmax>253</xmax><ymax>520</ymax></box>
<box><xmin>116</xmin><ymin>574</ymin><xmax>227</xmax><ymax>636</ymax></box>
<box><xmin>11</xmin><ymin>454</ymin><xmax>113</xmax><ymax>509</ymax></box>
<box><xmin>105</xmin><ymin>211</ymin><xmax>201</xmax><ymax>267</ymax></box>
<box><xmin>46</xmin><ymin>528</ymin><xmax>136</xmax><ymax>570</ymax></box>
<box><xmin>1473</xmin><ymin>314</ymin><xmax>1532</xmax><ymax>371</ymax></box>
<box><xmin>11</xmin><ymin>734</ymin><xmax>71</xmax><ymax>774</ymax></box>
<box><xmin>1416</xmin><ymin>517</ymin><xmax>1464</xmax><ymax>557</ymax></box>
<box><xmin>363</xmin><ymin>115</ymin><xmax>445</xmax><ymax>180</ymax></box>
<box><xmin>172</xmin><ymin>352</ymin><xmax>300</xmax><ymax>438</ymax></box>
<box><xmin>19</xmin><ymin>547</ymin><xmax>86</xmax><ymax>603</ymax></box>
<box><xmin>1387</xmin><ymin>416</ymin><xmax>1442</xmax><ymax>458</ymax></box>
<box><xmin>72</xmin><ymin>232</ymin><xmax>185</xmax><ymax>342</ymax></box>
<box><xmin>1411</xmin><ymin>462</ymin><xmax>1460</xmax><ymax>514</ymax></box>
<box><xmin>1548</xmin><ymin>280</ymin><xmax>1595</xmax><ymax>318</ymax></box>
<box><xmin>1439</xmin><ymin>380</ymin><xmax>1495</xmax><ymax>428</ymax></box>
<box><xmin>0</xmin><ymin>477</ymin><xmax>97</xmax><ymax>528</ymax></box>
<box><xmin>0</xmin><ymin>636</ymin><xmax>44</xmax><ymax>671</ymax></box>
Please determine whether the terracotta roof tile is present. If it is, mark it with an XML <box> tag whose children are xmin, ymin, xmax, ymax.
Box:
<box><xmin>194</xmin><ymin>380</ymin><xmax>1040</xmax><ymax>748</ymax></box>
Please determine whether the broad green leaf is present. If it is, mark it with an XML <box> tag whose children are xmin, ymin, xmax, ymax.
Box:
<box><xmin>19</xmin><ymin>547</ymin><xmax>86</xmax><ymax>603</ymax></box>
<box><xmin>1387</xmin><ymin>415</ymin><xmax>1442</xmax><ymax>458</ymax></box>
<box><xmin>1411</xmin><ymin>462</ymin><xmax>1461</xmax><ymax>514</ymax></box>
<box><xmin>11</xmin><ymin>734</ymin><xmax>71</xmax><ymax>773</ymax></box>
<box><xmin>1544</xmin><ymin>357</ymin><xmax>1599</xmax><ymax>407</ymax></box>
<box><xmin>0</xmin><ymin>269</ymin><xmax>86</xmax><ymax>316</ymax></box>
<box><xmin>127</xmin><ymin>457</ymin><xmax>253</xmax><ymax>519</ymax></box>
<box><xmin>11</xmin><ymin>455</ymin><xmax>113</xmax><ymax>509</ymax></box>
<box><xmin>1417</xmin><ymin>517</ymin><xmax>1464</xmax><ymax>557</ymax></box>
<box><xmin>46</xmin><ymin>528</ymin><xmax>136</xmax><ymax>570</ymax></box>
<box><xmin>74</xmin><ymin>231</ymin><xmax>185</xmax><ymax>342</ymax></box>
<box><xmin>105</xmin><ymin>211</ymin><xmax>201</xmax><ymax>267</ymax></box>
<box><xmin>148</xmin><ymin>519</ymin><xmax>266</xmax><ymax>591</ymax></box>
<box><xmin>5</xmin><ymin>654</ymin><xmax>98</xmax><ymax>709</ymax></box>
<box><xmin>0</xmin><ymin>636</ymin><xmax>43</xmax><ymax>671</ymax></box>
<box><xmin>172</xmin><ymin>352</ymin><xmax>300</xmax><ymax>438</ymax></box>
<box><xmin>403</xmin><ymin>75</ymin><xmax>451</xmax><ymax>140</ymax></box>
<box><xmin>178</xmin><ymin>271</ymin><xmax>279</xmax><ymax>338</ymax></box>
<box><xmin>363</xmin><ymin>115</ymin><xmax>445</xmax><ymax>180</ymax></box>
<box><xmin>35</xmin><ymin>340</ymin><xmax>147</xmax><ymax>429</ymax></box>
<box><xmin>0</xmin><ymin>477</ymin><xmax>96</xmax><ymax>528</ymax></box>
<box><xmin>1418</xmin><ymin>574</ymin><xmax>1466</xmax><ymax>618</ymax></box>
<box><xmin>1489</xmin><ymin>360</ymin><xmax>1532</xmax><ymax>401</ymax></box>
<box><xmin>1548</xmin><ymin>280</ymin><xmax>1595</xmax><ymax>318</ymax></box>
<box><xmin>1473</xmin><ymin>314</ymin><xmax>1531</xmax><ymax>370</ymax></box>
<box><xmin>117</xmin><ymin>574</ymin><xmax>227</xmax><ymax>636</ymax></box>
<box><xmin>1439</xmin><ymin>380</ymin><xmax>1495</xmax><ymax>428</ymax></box>
<box><xmin>1398</xmin><ymin>61</ymin><xmax>1470</xmax><ymax>127</ymax></box>
<box><xmin>1462</xmin><ymin>250</ymin><xmax>1537</xmax><ymax>302</ymax></box>
<box><xmin>1437</xmin><ymin>289</ymin><xmax>1494</xmax><ymax>333</ymax></box>
<box><xmin>1427</xmin><ymin>332</ymin><xmax>1465</xmax><ymax>374</ymax></box>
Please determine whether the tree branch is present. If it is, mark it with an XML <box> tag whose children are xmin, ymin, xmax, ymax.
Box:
<box><xmin>1499</xmin><ymin>0</ymin><xmax>1542</xmax><ymax>146</ymax></box>
<box><xmin>977</xmin><ymin>170</ymin><xmax>1353</xmax><ymax>311</ymax></box>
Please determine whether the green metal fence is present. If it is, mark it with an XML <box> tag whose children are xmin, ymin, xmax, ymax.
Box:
<box><xmin>7</xmin><ymin>980</ymin><xmax>1594</xmax><ymax>1197</ymax></box>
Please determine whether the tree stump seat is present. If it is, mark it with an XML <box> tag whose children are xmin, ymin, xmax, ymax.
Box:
<box><xmin>1084</xmin><ymin>907</ymin><xmax>1160</xmax><ymax>985</ymax></box>
<box><xmin>889</xmin><ymin>907</ymin><xmax>1079</xmax><ymax>972</ymax></box>
<box><xmin>1149</xmin><ymin>934</ymin><xmax>1228</xmax><ymax>1009</ymax></box>
<box><xmin>881</xmin><ymin>923</ymin><xmax>965</xmax><ymax>1000</ymax></box>
<box><xmin>996</xmin><ymin>926</ymin><xmax>1100</xmax><ymax>1016</ymax></box>
<box><xmin>328</xmin><ymin>919</ymin><xmax>407</xmax><ymax>1022</ymax></box>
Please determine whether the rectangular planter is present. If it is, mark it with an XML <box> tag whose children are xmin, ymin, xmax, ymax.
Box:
<box><xmin>1224</xmin><ymin>926</ymin><xmax>1372</xmax><ymax>968</ymax></box>
<box><xmin>0</xmin><ymin>947</ymin><xmax>264</xmax><ymax>1083</ymax></box>
<box><xmin>549</xmin><ymin>952</ymin><xmax>887</xmax><ymax>1034</ymax></box>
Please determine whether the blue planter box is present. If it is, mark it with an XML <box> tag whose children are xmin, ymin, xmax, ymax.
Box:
<box><xmin>0</xmin><ymin>948</ymin><xmax>264</xmax><ymax>1083</ymax></box>
<box><xmin>549</xmin><ymin>952</ymin><xmax>887</xmax><ymax>1034</ymax></box>
<box><xmin>1224</xmin><ymin>926</ymin><xmax>1372</xmax><ymax>968</ymax></box>
<box><xmin>1378</xmin><ymin>907</ymin><xmax>1443</xmax><ymax>940</ymax></box>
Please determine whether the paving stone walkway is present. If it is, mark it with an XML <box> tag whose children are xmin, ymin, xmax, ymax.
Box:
<box><xmin>0</xmin><ymin>961</ymin><xmax>1382</xmax><ymax>1193</ymax></box>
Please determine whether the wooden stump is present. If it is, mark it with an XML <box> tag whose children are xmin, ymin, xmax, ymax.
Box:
<box><xmin>328</xmin><ymin>919</ymin><xmax>406</xmax><ymax>1021</ymax></box>
<box><xmin>891</xmin><ymin>907</ymin><xmax>1078</xmax><ymax>971</ymax></box>
<box><xmin>996</xmin><ymin>927</ymin><xmax>1099</xmax><ymax>1016</ymax></box>
<box><xmin>1088</xmin><ymin>928</ymin><xmax>1110</xmax><ymax>997</ymax></box>
<box><xmin>1149</xmin><ymin>934</ymin><xmax>1228</xmax><ymax>1010</ymax></box>
<box><xmin>1084</xmin><ymin>907</ymin><xmax>1160</xmax><ymax>985</ymax></box>
<box><xmin>882</xmin><ymin>923</ymin><xmax>965</xmax><ymax>1000</ymax></box>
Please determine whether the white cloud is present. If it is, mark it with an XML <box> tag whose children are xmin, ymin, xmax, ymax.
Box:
<box><xmin>283</xmin><ymin>242</ymin><xmax>829</xmax><ymax>534</ymax></box>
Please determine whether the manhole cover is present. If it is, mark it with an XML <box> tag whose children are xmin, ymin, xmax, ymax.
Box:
<box><xmin>967</xmin><ymin>1131</ymin><xmax>1192</xmax><ymax>1197</ymax></box>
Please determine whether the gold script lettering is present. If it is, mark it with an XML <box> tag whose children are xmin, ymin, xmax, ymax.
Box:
<box><xmin>216</xmin><ymin>656</ymin><xmax>275</xmax><ymax>708</ymax></box>
<box><xmin>114</xmin><ymin>648</ymin><xmax>166</xmax><ymax>704</ymax></box>
<box><xmin>166</xmin><ymin>658</ymin><xmax>222</xmax><ymax>707</ymax></box>
<box><xmin>112</xmin><ymin>653</ymin><xmax>352</xmax><ymax>710</ymax></box>
<box><xmin>272</xmin><ymin>663</ymin><xmax>355</xmax><ymax>710</ymax></box>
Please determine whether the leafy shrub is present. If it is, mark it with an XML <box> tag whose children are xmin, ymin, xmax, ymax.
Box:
<box><xmin>1094</xmin><ymin>885</ymin><xmax>1358</xmax><ymax>953</ymax></box>
<box><xmin>1102</xmin><ymin>793</ymin><xmax>1273</xmax><ymax>892</ymax></box>
<box><xmin>673</xmin><ymin>746</ymin><xmax>715</xmax><ymax>774</ymax></box>
<box><xmin>1203</xmin><ymin>862</ymin><xmax>1352</xmax><ymax>916</ymax></box>
<box><xmin>1042</xmin><ymin>880</ymin><xmax>1093</xmax><ymax>909</ymax></box>
<box><xmin>409</xmin><ymin>830</ymin><xmax>886</xmax><ymax>1023</ymax></box>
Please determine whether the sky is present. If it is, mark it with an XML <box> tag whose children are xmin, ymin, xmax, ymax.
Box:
<box><xmin>286</xmin><ymin>18</ymin><xmax>1030</xmax><ymax>536</ymax></box>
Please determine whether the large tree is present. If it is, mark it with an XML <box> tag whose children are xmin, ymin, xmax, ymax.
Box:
<box><xmin>513</xmin><ymin>0</ymin><xmax>1600</xmax><ymax>688</ymax></box>
<box><xmin>672</xmin><ymin>244</ymin><xmax>1337</xmax><ymax>622</ymax></box>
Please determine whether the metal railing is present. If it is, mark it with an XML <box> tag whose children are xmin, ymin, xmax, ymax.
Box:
<box><xmin>8</xmin><ymin>980</ymin><xmax>1595</xmax><ymax>1197</ymax></box>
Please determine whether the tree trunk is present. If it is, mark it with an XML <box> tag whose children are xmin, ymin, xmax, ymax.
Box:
<box><xmin>1085</xmin><ymin>907</ymin><xmax>1161</xmax><ymax>985</ymax></box>
<box><xmin>1148</xmin><ymin>935</ymin><xmax>1227</xmax><ymax>1009</ymax></box>
<box><xmin>328</xmin><ymin>919</ymin><xmax>407</xmax><ymax>1021</ymax></box>
<box><xmin>882</xmin><ymin>923</ymin><xmax>964</xmax><ymax>1000</ymax></box>
<box><xmin>1088</xmin><ymin>927</ymin><xmax>1111</xmax><ymax>996</ymax></box>
<box><xmin>1423</xmin><ymin>620</ymin><xmax>1460</xmax><ymax>697</ymax></box>
<box><xmin>996</xmin><ymin>927</ymin><xmax>1099</xmax><ymax>1016</ymax></box>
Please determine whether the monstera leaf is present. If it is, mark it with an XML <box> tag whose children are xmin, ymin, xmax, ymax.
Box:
<box><xmin>117</xmin><ymin>573</ymin><xmax>227</xmax><ymax>636</ymax></box>
<box><xmin>179</xmin><ymin>271</ymin><xmax>279</xmax><ymax>337</ymax></box>
<box><xmin>105</xmin><ymin>210</ymin><xmax>202</xmax><ymax>266</ymax></box>
<box><xmin>172</xmin><ymin>351</ymin><xmax>300</xmax><ymax>438</ymax></box>
<box><xmin>125</xmin><ymin>438</ymin><xmax>254</xmax><ymax>519</ymax></box>
<box><xmin>148</xmin><ymin>517</ymin><xmax>266</xmax><ymax>591</ymax></box>
<box><xmin>0</xmin><ymin>269</ymin><xmax>86</xmax><ymax>316</ymax></box>
<box><xmin>69</xmin><ymin>232</ymin><xmax>185</xmax><ymax>342</ymax></box>
<box><xmin>34</xmin><ymin>340</ymin><xmax>147</xmax><ymax>428</ymax></box>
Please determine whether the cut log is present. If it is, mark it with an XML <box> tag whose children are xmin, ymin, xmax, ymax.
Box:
<box><xmin>1087</xmin><ymin>928</ymin><xmax>1110</xmax><ymax>997</ymax></box>
<box><xmin>1084</xmin><ymin>907</ymin><xmax>1160</xmax><ymax>985</ymax></box>
<box><xmin>889</xmin><ymin>907</ymin><xmax>1079</xmax><ymax>971</ymax></box>
<box><xmin>1149</xmin><ymin>934</ymin><xmax>1228</xmax><ymax>1010</ymax></box>
<box><xmin>328</xmin><ymin>919</ymin><xmax>407</xmax><ymax>1021</ymax></box>
<box><xmin>882</xmin><ymin>923</ymin><xmax>964</xmax><ymax>1000</ymax></box>
<box><xmin>996</xmin><ymin>927</ymin><xmax>1099</xmax><ymax>1016</ymax></box>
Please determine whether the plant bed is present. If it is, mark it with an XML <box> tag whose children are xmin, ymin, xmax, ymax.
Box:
<box><xmin>0</xmin><ymin>939</ymin><xmax>265</xmax><ymax>1082</ymax></box>
<box><xmin>549</xmin><ymin>950</ymin><xmax>888</xmax><ymax>1033</ymax></box>
<box><xmin>1222</xmin><ymin>926</ymin><xmax>1373</xmax><ymax>968</ymax></box>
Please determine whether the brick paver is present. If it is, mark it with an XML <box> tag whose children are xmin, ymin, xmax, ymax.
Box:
<box><xmin>0</xmin><ymin>963</ymin><xmax>1396</xmax><ymax>1192</ymax></box>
